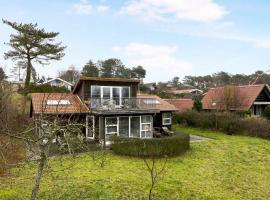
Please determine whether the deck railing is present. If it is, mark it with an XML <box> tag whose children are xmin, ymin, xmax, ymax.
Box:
<box><xmin>89</xmin><ymin>97</ymin><xmax>158</xmax><ymax>110</ymax></box>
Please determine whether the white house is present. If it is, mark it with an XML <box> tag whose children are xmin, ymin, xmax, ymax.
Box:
<box><xmin>43</xmin><ymin>78</ymin><xmax>73</xmax><ymax>90</ymax></box>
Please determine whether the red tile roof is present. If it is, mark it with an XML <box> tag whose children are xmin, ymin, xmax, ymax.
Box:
<box><xmin>137</xmin><ymin>94</ymin><xmax>178</xmax><ymax>111</ymax></box>
<box><xmin>202</xmin><ymin>84</ymin><xmax>266</xmax><ymax>111</ymax></box>
<box><xmin>31</xmin><ymin>93</ymin><xmax>89</xmax><ymax>115</ymax></box>
<box><xmin>164</xmin><ymin>99</ymin><xmax>194</xmax><ymax>111</ymax></box>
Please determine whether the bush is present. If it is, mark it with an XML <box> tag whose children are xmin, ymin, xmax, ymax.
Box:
<box><xmin>263</xmin><ymin>105</ymin><xmax>270</xmax><ymax>118</ymax></box>
<box><xmin>175</xmin><ymin>110</ymin><xmax>270</xmax><ymax>140</ymax></box>
<box><xmin>0</xmin><ymin>136</ymin><xmax>25</xmax><ymax>175</ymax></box>
<box><xmin>240</xmin><ymin>118</ymin><xmax>270</xmax><ymax>139</ymax></box>
<box><xmin>18</xmin><ymin>83</ymin><xmax>69</xmax><ymax>94</ymax></box>
<box><xmin>111</xmin><ymin>133</ymin><xmax>190</xmax><ymax>158</ymax></box>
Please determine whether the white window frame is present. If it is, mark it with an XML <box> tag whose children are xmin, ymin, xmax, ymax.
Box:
<box><xmin>141</xmin><ymin>115</ymin><xmax>152</xmax><ymax>138</ymax></box>
<box><xmin>105</xmin><ymin>117</ymin><xmax>119</xmax><ymax>135</ymax></box>
<box><xmin>162</xmin><ymin>112</ymin><xmax>172</xmax><ymax>125</ymax></box>
<box><xmin>86</xmin><ymin>115</ymin><xmax>95</xmax><ymax>139</ymax></box>
<box><xmin>46</xmin><ymin>100</ymin><xmax>71</xmax><ymax>106</ymax></box>
<box><xmin>91</xmin><ymin>85</ymin><xmax>130</xmax><ymax>107</ymax></box>
<box><xmin>105</xmin><ymin>115</ymin><xmax>153</xmax><ymax>139</ymax></box>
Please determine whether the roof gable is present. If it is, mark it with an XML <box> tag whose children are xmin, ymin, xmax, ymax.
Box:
<box><xmin>44</xmin><ymin>78</ymin><xmax>73</xmax><ymax>86</ymax></box>
<box><xmin>202</xmin><ymin>84</ymin><xmax>268</xmax><ymax>111</ymax></box>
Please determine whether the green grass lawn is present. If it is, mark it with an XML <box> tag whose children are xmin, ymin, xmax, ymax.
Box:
<box><xmin>1</xmin><ymin>126</ymin><xmax>270</xmax><ymax>200</ymax></box>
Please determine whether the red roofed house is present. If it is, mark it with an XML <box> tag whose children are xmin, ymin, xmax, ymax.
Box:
<box><xmin>202</xmin><ymin>84</ymin><xmax>270</xmax><ymax>116</ymax></box>
<box><xmin>30</xmin><ymin>77</ymin><xmax>177</xmax><ymax>145</ymax></box>
<box><xmin>164</xmin><ymin>99</ymin><xmax>194</xmax><ymax>112</ymax></box>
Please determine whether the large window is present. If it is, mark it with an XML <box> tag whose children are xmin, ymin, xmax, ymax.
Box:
<box><xmin>86</xmin><ymin>116</ymin><xmax>95</xmax><ymax>139</ymax></box>
<box><xmin>105</xmin><ymin>115</ymin><xmax>152</xmax><ymax>139</ymax></box>
<box><xmin>141</xmin><ymin>116</ymin><xmax>152</xmax><ymax>138</ymax></box>
<box><xmin>130</xmin><ymin>116</ymin><xmax>140</xmax><ymax>138</ymax></box>
<box><xmin>119</xmin><ymin>117</ymin><xmax>129</xmax><ymax>137</ymax></box>
<box><xmin>162</xmin><ymin>113</ymin><xmax>172</xmax><ymax>125</ymax></box>
<box><xmin>91</xmin><ymin>86</ymin><xmax>130</xmax><ymax>107</ymax></box>
<box><xmin>105</xmin><ymin>117</ymin><xmax>118</xmax><ymax>135</ymax></box>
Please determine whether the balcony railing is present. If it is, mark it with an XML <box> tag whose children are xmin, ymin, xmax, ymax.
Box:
<box><xmin>89</xmin><ymin>98</ymin><xmax>158</xmax><ymax>110</ymax></box>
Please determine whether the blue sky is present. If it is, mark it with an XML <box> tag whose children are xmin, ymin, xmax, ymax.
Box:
<box><xmin>1</xmin><ymin>0</ymin><xmax>270</xmax><ymax>82</ymax></box>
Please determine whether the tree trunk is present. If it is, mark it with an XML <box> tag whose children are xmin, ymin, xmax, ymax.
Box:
<box><xmin>25</xmin><ymin>58</ymin><xmax>32</xmax><ymax>88</ymax></box>
<box><xmin>21</xmin><ymin>58</ymin><xmax>32</xmax><ymax>114</ymax></box>
<box><xmin>30</xmin><ymin>147</ymin><xmax>46</xmax><ymax>200</ymax></box>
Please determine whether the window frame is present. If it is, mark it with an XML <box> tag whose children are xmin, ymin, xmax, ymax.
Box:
<box><xmin>105</xmin><ymin>117</ymin><xmax>119</xmax><ymax>135</ymax></box>
<box><xmin>141</xmin><ymin>115</ymin><xmax>152</xmax><ymax>138</ymax></box>
<box><xmin>104</xmin><ymin>115</ymin><xmax>153</xmax><ymax>139</ymax></box>
<box><xmin>86</xmin><ymin>115</ymin><xmax>95</xmax><ymax>139</ymax></box>
<box><xmin>91</xmin><ymin>85</ymin><xmax>130</xmax><ymax>107</ymax></box>
<box><xmin>162</xmin><ymin>112</ymin><xmax>172</xmax><ymax>125</ymax></box>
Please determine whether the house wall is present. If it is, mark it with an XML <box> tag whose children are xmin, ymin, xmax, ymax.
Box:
<box><xmin>255</xmin><ymin>88</ymin><xmax>270</xmax><ymax>102</ymax></box>
<box><xmin>153</xmin><ymin>111</ymin><xmax>173</xmax><ymax>130</ymax></box>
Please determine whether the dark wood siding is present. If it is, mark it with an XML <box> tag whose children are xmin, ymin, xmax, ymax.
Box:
<box><xmin>153</xmin><ymin>111</ymin><xmax>172</xmax><ymax>130</ymax></box>
<box><xmin>255</xmin><ymin>87</ymin><xmax>270</xmax><ymax>102</ymax></box>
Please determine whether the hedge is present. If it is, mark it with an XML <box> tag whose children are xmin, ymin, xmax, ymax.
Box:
<box><xmin>174</xmin><ymin>111</ymin><xmax>270</xmax><ymax>140</ymax></box>
<box><xmin>111</xmin><ymin>133</ymin><xmax>190</xmax><ymax>158</ymax></box>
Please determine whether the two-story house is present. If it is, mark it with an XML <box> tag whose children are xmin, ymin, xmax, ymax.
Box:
<box><xmin>30</xmin><ymin>77</ymin><xmax>177</xmax><ymax>145</ymax></box>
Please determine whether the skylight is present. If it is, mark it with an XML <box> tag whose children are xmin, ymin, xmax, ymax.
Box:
<box><xmin>47</xmin><ymin>100</ymin><xmax>71</xmax><ymax>106</ymax></box>
<box><xmin>143</xmin><ymin>99</ymin><xmax>160</xmax><ymax>105</ymax></box>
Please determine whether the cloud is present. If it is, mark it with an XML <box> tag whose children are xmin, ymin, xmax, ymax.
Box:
<box><xmin>96</xmin><ymin>5</ymin><xmax>109</xmax><ymax>12</ymax></box>
<box><xmin>67</xmin><ymin>0</ymin><xmax>93</xmax><ymax>15</ymax></box>
<box><xmin>112</xmin><ymin>43</ymin><xmax>192</xmax><ymax>81</ymax></box>
<box><xmin>119</xmin><ymin>0</ymin><xmax>228</xmax><ymax>22</ymax></box>
<box><xmin>66</xmin><ymin>0</ymin><xmax>109</xmax><ymax>15</ymax></box>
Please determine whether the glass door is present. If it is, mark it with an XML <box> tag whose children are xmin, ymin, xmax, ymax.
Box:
<box><xmin>86</xmin><ymin>115</ymin><xmax>95</xmax><ymax>139</ymax></box>
<box><xmin>113</xmin><ymin>87</ymin><xmax>120</xmax><ymax>106</ymax></box>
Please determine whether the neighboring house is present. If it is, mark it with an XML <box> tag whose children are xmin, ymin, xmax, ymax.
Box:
<box><xmin>164</xmin><ymin>99</ymin><xmax>194</xmax><ymax>112</ymax></box>
<box><xmin>30</xmin><ymin>77</ymin><xmax>177</xmax><ymax>145</ymax></box>
<box><xmin>202</xmin><ymin>84</ymin><xmax>270</xmax><ymax>116</ymax></box>
<box><xmin>143</xmin><ymin>82</ymin><xmax>157</xmax><ymax>91</ymax></box>
<box><xmin>168</xmin><ymin>88</ymin><xmax>203</xmax><ymax>95</ymax></box>
<box><xmin>43</xmin><ymin>77</ymin><xmax>73</xmax><ymax>90</ymax></box>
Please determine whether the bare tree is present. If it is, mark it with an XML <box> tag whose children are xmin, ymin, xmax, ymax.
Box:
<box><xmin>58</xmin><ymin>65</ymin><xmax>80</xmax><ymax>84</ymax></box>
<box><xmin>0</xmin><ymin>89</ymin><xmax>93</xmax><ymax>200</ymax></box>
<box><xmin>142</xmin><ymin>156</ymin><xmax>168</xmax><ymax>200</ymax></box>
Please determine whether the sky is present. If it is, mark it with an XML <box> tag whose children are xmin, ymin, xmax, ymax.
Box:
<box><xmin>1</xmin><ymin>0</ymin><xmax>270</xmax><ymax>82</ymax></box>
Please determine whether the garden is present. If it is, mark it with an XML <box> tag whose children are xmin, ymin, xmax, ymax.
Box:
<box><xmin>1</xmin><ymin>126</ymin><xmax>270</xmax><ymax>200</ymax></box>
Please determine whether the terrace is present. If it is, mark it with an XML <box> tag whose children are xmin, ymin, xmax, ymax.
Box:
<box><xmin>88</xmin><ymin>97</ymin><xmax>160</xmax><ymax>114</ymax></box>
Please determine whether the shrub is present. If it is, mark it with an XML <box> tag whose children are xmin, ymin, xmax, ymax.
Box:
<box><xmin>18</xmin><ymin>83</ymin><xmax>69</xmax><ymax>94</ymax></box>
<box><xmin>240</xmin><ymin>118</ymin><xmax>270</xmax><ymax>139</ymax></box>
<box><xmin>111</xmin><ymin>133</ymin><xmax>190</xmax><ymax>158</ymax></box>
<box><xmin>263</xmin><ymin>105</ymin><xmax>270</xmax><ymax>118</ymax></box>
<box><xmin>0</xmin><ymin>136</ymin><xmax>25</xmax><ymax>175</ymax></box>
<box><xmin>176</xmin><ymin>110</ymin><xmax>270</xmax><ymax>140</ymax></box>
<box><xmin>193</xmin><ymin>97</ymin><xmax>202</xmax><ymax>112</ymax></box>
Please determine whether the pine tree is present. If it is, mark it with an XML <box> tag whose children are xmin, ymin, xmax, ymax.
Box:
<box><xmin>81</xmin><ymin>60</ymin><xmax>99</xmax><ymax>77</ymax></box>
<box><xmin>3</xmin><ymin>19</ymin><xmax>66</xmax><ymax>113</ymax></box>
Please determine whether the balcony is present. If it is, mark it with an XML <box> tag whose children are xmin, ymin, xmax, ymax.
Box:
<box><xmin>89</xmin><ymin>97</ymin><xmax>159</xmax><ymax>112</ymax></box>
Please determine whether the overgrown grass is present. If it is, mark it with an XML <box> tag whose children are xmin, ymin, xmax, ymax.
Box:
<box><xmin>1</xmin><ymin>126</ymin><xmax>270</xmax><ymax>200</ymax></box>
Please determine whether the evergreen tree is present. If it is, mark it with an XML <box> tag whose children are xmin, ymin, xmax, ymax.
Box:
<box><xmin>81</xmin><ymin>60</ymin><xmax>99</xmax><ymax>77</ymax></box>
<box><xmin>100</xmin><ymin>58</ymin><xmax>123</xmax><ymax>78</ymax></box>
<box><xmin>193</xmin><ymin>97</ymin><xmax>202</xmax><ymax>112</ymax></box>
<box><xmin>3</xmin><ymin>19</ymin><xmax>66</xmax><ymax>113</ymax></box>
<box><xmin>131</xmin><ymin>65</ymin><xmax>146</xmax><ymax>79</ymax></box>
<box><xmin>0</xmin><ymin>67</ymin><xmax>7</xmax><ymax>81</ymax></box>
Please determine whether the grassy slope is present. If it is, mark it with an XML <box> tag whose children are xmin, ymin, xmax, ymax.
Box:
<box><xmin>1</xmin><ymin>127</ymin><xmax>270</xmax><ymax>200</ymax></box>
